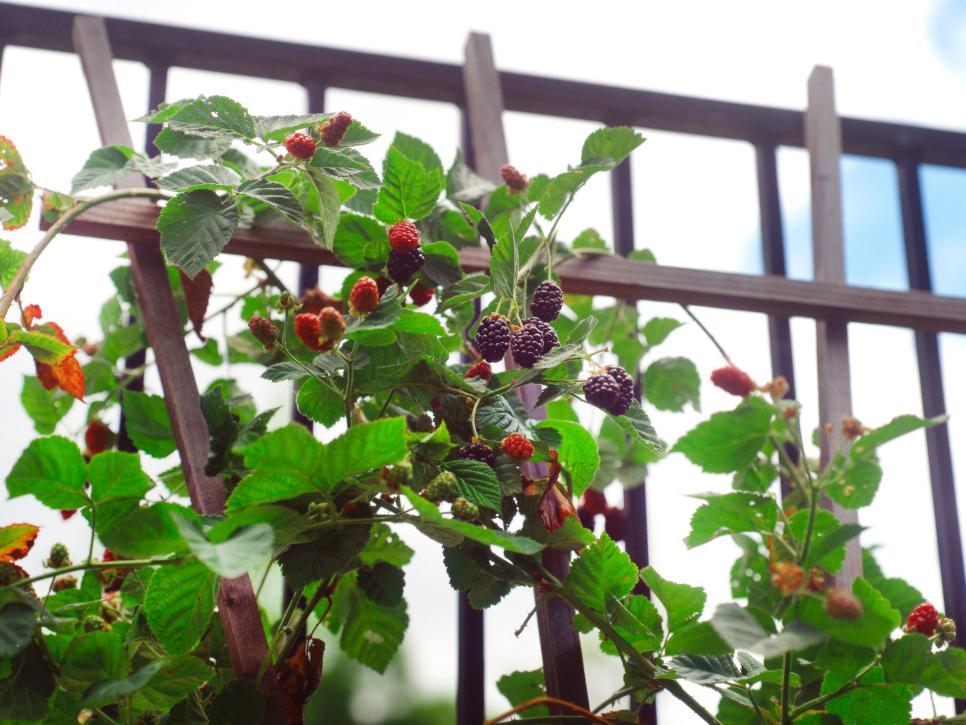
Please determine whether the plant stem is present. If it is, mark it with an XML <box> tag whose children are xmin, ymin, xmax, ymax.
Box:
<box><xmin>780</xmin><ymin>652</ymin><xmax>793</xmax><ymax>724</ymax></box>
<box><xmin>470</xmin><ymin>395</ymin><xmax>482</xmax><ymax>439</ymax></box>
<box><xmin>680</xmin><ymin>304</ymin><xmax>733</xmax><ymax>366</ymax></box>
<box><xmin>343</xmin><ymin>340</ymin><xmax>359</xmax><ymax>427</ymax></box>
<box><xmin>798</xmin><ymin>482</ymin><xmax>820</xmax><ymax>566</ymax></box>
<box><xmin>256</xmin><ymin>586</ymin><xmax>302</xmax><ymax>686</ymax></box>
<box><xmin>1</xmin><ymin>556</ymin><xmax>185</xmax><ymax>592</ymax></box>
<box><xmin>787</xmin><ymin>658</ymin><xmax>878</xmax><ymax>719</ymax></box>
<box><xmin>277</xmin><ymin>583</ymin><xmax>329</xmax><ymax>661</ymax></box>
<box><xmin>0</xmin><ymin>188</ymin><xmax>168</xmax><ymax>321</ymax></box>
<box><xmin>484</xmin><ymin>695</ymin><xmax>611</xmax><ymax>725</ymax></box>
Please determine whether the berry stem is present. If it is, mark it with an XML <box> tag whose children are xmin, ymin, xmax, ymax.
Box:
<box><xmin>779</xmin><ymin>652</ymin><xmax>793</xmax><ymax>724</ymax></box>
<box><xmin>483</xmin><ymin>696</ymin><xmax>611</xmax><ymax>725</ymax></box>
<box><xmin>0</xmin><ymin>187</ymin><xmax>169</xmax><ymax>322</ymax></box>
<box><xmin>0</xmin><ymin>556</ymin><xmax>187</xmax><ymax>592</ymax></box>
<box><xmin>343</xmin><ymin>340</ymin><xmax>359</xmax><ymax>427</ymax></box>
<box><xmin>470</xmin><ymin>395</ymin><xmax>482</xmax><ymax>439</ymax></box>
<box><xmin>787</xmin><ymin>657</ymin><xmax>879</xmax><ymax>719</ymax></box>
<box><xmin>679</xmin><ymin>304</ymin><xmax>734</xmax><ymax>366</ymax></box>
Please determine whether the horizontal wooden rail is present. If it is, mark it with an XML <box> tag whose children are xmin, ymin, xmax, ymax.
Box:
<box><xmin>45</xmin><ymin>198</ymin><xmax>966</xmax><ymax>333</ymax></box>
<box><xmin>2</xmin><ymin>2</ymin><xmax>966</xmax><ymax>166</ymax></box>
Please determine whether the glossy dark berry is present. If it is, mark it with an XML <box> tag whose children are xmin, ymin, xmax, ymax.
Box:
<box><xmin>458</xmin><ymin>441</ymin><xmax>496</xmax><ymax>468</ymax></box>
<box><xmin>387</xmin><ymin>248</ymin><xmax>425</xmax><ymax>285</ymax></box>
<box><xmin>606</xmin><ymin>365</ymin><xmax>635</xmax><ymax>416</ymax></box>
<box><xmin>523</xmin><ymin>317</ymin><xmax>559</xmax><ymax>354</ymax></box>
<box><xmin>476</xmin><ymin>314</ymin><xmax>511</xmax><ymax>363</ymax></box>
<box><xmin>584</xmin><ymin>373</ymin><xmax>620</xmax><ymax>411</ymax></box>
<box><xmin>530</xmin><ymin>280</ymin><xmax>563</xmax><ymax>322</ymax></box>
<box><xmin>510</xmin><ymin>324</ymin><xmax>545</xmax><ymax>368</ymax></box>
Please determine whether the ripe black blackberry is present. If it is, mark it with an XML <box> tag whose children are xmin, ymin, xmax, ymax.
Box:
<box><xmin>510</xmin><ymin>324</ymin><xmax>545</xmax><ymax>368</ymax></box>
<box><xmin>584</xmin><ymin>373</ymin><xmax>620</xmax><ymax>411</ymax></box>
<box><xmin>530</xmin><ymin>280</ymin><xmax>563</xmax><ymax>322</ymax></box>
<box><xmin>458</xmin><ymin>441</ymin><xmax>496</xmax><ymax>468</ymax></box>
<box><xmin>523</xmin><ymin>316</ymin><xmax>559</xmax><ymax>354</ymax></box>
<box><xmin>387</xmin><ymin>248</ymin><xmax>425</xmax><ymax>285</ymax></box>
<box><xmin>476</xmin><ymin>314</ymin><xmax>511</xmax><ymax>362</ymax></box>
<box><xmin>606</xmin><ymin>365</ymin><xmax>635</xmax><ymax>415</ymax></box>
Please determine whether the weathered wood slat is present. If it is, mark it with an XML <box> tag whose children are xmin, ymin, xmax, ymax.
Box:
<box><xmin>806</xmin><ymin>66</ymin><xmax>861</xmax><ymax>587</ymax></box>
<box><xmin>71</xmin><ymin>17</ymin><xmax>283</xmax><ymax>719</ymax></box>
<box><xmin>47</xmin><ymin>197</ymin><xmax>966</xmax><ymax>335</ymax></box>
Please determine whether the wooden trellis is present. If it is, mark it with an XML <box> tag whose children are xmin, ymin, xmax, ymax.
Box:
<box><xmin>3</xmin><ymin>6</ymin><xmax>966</xmax><ymax>722</ymax></box>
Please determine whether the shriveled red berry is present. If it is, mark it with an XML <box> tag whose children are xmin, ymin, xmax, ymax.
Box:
<box><xmin>318</xmin><ymin>307</ymin><xmax>346</xmax><ymax>351</ymax></box>
<box><xmin>248</xmin><ymin>315</ymin><xmax>278</xmax><ymax>350</ymax></box>
<box><xmin>409</xmin><ymin>283</ymin><xmax>435</xmax><ymax>307</ymax></box>
<box><xmin>580</xmin><ymin>488</ymin><xmax>609</xmax><ymax>516</ymax></box>
<box><xmin>906</xmin><ymin>602</ymin><xmax>941</xmax><ymax>636</ymax></box>
<box><xmin>284</xmin><ymin>132</ymin><xmax>316</xmax><ymax>160</ymax></box>
<box><xmin>85</xmin><ymin>420</ymin><xmax>114</xmax><ymax>456</ymax></box>
<box><xmin>501</xmin><ymin>433</ymin><xmax>534</xmax><ymax>461</ymax></box>
<box><xmin>464</xmin><ymin>360</ymin><xmax>493</xmax><ymax>383</ymax></box>
<box><xmin>500</xmin><ymin>164</ymin><xmax>529</xmax><ymax>192</ymax></box>
<box><xmin>711</xmin><ymin>366</ymin><xmax>756</xmax><ymax>397</ymax></box>
<box><xmin>295</xmin><ymin>313</ymin><xmax>323</xmax><ymax>351</ymax></box>
<box><xmin>349</xmin><ymin>276</ymin><xmax>380</xmax><ymax>316</ymax></box>
<box><xmin>825</xmin><ymin>589</ymin><xmax>863</xmax><ymax>620</ymax></box>
<box><xmin>388</xmin><ymin>221</ymin><xmax>421</xmax><ymax>253</ymax></box>
<box><xmin>320</xmin><ymin>111</ymin><xmax>352</xmax><ymax>147</ymax></box>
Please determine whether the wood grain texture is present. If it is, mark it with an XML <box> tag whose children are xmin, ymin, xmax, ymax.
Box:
<box><xmin>48</xmin><ymin>198</ymin><xmax>966</xmax><ymax>334</ymax></box>
<box><xmin>71</xmin><ymin>17</ymin><xmax>282</xmax><ymax>719</ymax></box>
<box><xmin>806</xmin><ymin>66</ymin><xmax>861</xmax><ymax>587</ymax></box>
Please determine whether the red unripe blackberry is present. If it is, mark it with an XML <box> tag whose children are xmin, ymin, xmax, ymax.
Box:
<box><xmin>523</xmin><ymin>317</ymin><xmax>559</xmax><ymax>354</ymax></box>
<box><xmin>284</xmin><ymin>132</ymin><xmax>316</xmax><ymax>160</ymax></box>
<box><xmin>501</xmin><ymin>433</ymin><xmax>534</xmax><ymax>461</ymax></box>
<box><xmin>500</xmin><ymin>164</ymin><xmax>529</xmax><ymax>192</ymax></box>
<box><xmin>510</xmin><ymin>324</ymin><xmax>545</xmax><ymax>368</ymax></box>
<box><xmin>409</xmin><ymin>283</ymin><xmax>435</xmax><ymax>307</ymax></box>
<box><xmin>476</xmin><ymin>314</ymin><xmax>511</xmax><ymax>363</ymax></box>
<box><xmin>458</xmin><ymin>441</ymin><xmax>496</xmax><ymax>468</ymax></box>
<box><xmin>530</xmin><ymin>280</ymin><xmax>563</xmax><ymax>322</ymax></box>
<box><xmin>349</xmin><ymin>276</ymin><xmax>380</xmax><ymax>316</ymax></box>
<box><xmin>711</xmin><ymin>365</ymin><xmax>756</xmax><ymax>397</ymax></box>
<box><xmin>295</xmin><ymin>313</ymin><xmax>323</xmax><ymax>351</ymax></box>
<box><xmin>464</xmin><ymin>360</ymin><xmax>493</xmax><ymax>383</ymax></box>
<box><xmin>906</xmin><ymin>602</ymin><xmax>941</xmax><ymax>636</ymax></box>
<box><xmin>604</xmin><ymin>506</ymin><xmax>627</xmax><ymax>542</ymax></box>
<box><xmin>606</xmin><ymin>365</ymin><xmax>635</xmax><ymax>416</ymax></box>
<box><xmin>584</xmin><ymin>373</ymin><xmax>621</xmax><ymax>411</ymax></box>
<box><xmin>825</xmin><ymin>589</ymin><xmax>863</xmax><ymax>620</ymax></box>
<box><xmin>318</xmin><ymin>307</ymin><xmax>346</xmax><ymax>351</ymax></box>
<box><xmin>85</xmin><ymin>420</ymin><xmax>114</xmax><ymax>456</ymax></box>
<box><xmin>580</xmin><ymin>488</ymin><xmax>609</xmax><ymax>516</ymax></box>
<box><xmin>320</xmin><ymin>111</ymin><xmax>352</xmax><ymax>147</ymax></box>
<box><xmin>248</xmin><ymin>315</ymin><xmax>278</xmax><ymax>350</ymax></box>
<box><xmin>388</xmin><ymin>221</ymin><xmax>421</xmax><ymax>253</ymax></box>
<box><xmin>387</xmin><ymin>249</ymin><xmax>425</xmax><ymax>285</ymax></box>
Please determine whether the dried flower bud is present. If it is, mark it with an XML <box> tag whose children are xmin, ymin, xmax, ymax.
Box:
<box><xmin>842</xmin><ymin>416</ymin><xmax>870</xmax><ymax>441</ymax></box>
<box><xmin>770</xmin><ymin>560</ymin><xmax>805</xmax><ymax>595</ymax></box>
<box><xmin>761</xmin><ymin>375</ymin><xmax>790</xmax><ymax>401</ymax></box>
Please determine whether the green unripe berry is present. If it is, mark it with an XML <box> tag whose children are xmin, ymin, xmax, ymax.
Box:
<box><xmin>453</xmin><ymin>497</ymin><xmax>479</xmax><ymax>521</ymax></box>
<box><xmin>426</xmin><ymin>471</ymin><xmax>458</xmax><ymax>502</ymax></box>
<box><xmin>44</xmin><ymin>543</ymin><xmax>71</xmax><ymax>569</ymax></box>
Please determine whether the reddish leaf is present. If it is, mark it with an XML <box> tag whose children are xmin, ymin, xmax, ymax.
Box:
<box><xmin>21</xmin><ymin>304</ymin><xmax>42</xmax><ymax>326</ymax></box>
<box><xmin>0</xmin><ymin>339</ymin><xmax>22</xmax><ymax>362</ymax></box>
<box><xmin>537</xmin><ymin>451</ymin><xmax>576</xmax><ymax>533</ymax></box>
<box><xmin>35</xmin><ymin>353</ymin><xmax>84</xmax><ymax>401</ymax></box>
<box><xmin>277</xmin><ymin>637</ymin><xmax>325</xmax><ymax>725</ymax></box>
<box><xmin>180</xmin><ymin>268</ymin><xmax>212</xmax><ymax>341</ymax></box>
<box><xmin>0</xmin><ymin>135</ymin><xmax>33</xmax><ymax>231</ymax></box>
<box><xmin>0</xmin><ymin>523</ymin><xmax>38</xmax><ymax>562</ymax></box>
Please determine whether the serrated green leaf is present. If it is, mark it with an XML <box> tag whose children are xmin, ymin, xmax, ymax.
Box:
<box><xmin>610</xmin><ymin>400</ymin><xmax>664</xmax><ymax>455</ymax></box>
<box><xmin>20</xmin><ymin>375</ymin><xmax>73</xmax><ymax>434</ymax></box>
<box><xmin>673</xmin><ymin>397</ymin><xmax>773</xmax><ymax>473</ymax></box>
<box><xmin>882</xmin><ymin>633</ymin><xmax>966</xmax><ymax>698</ymax></box>
<box><xmin>393</xmin><ymin>309</ymin><xmax>447</xmax><ymax>336</ymax></box>
<box><xmin>166</xmin><ymin>96</ymin><xmax>257</xmax><ymax>140</ymax></box>
<box><xmin>643</xmin><ymin>356</ymin><xmax>700</xmax><ymax>412</ymax></box>
<box><xmin>686</xmin><ymin>492</ymin><xmax>780</xmax><ymax>548</ymax></box>
<box><xmin>711</xmin><ymin>604</ymin><xmax>824</xmax><ymax>657</ymax></box>
<box><xmin>255</xmin><ymin>112</ymin><xmax>332</xmax><ymax>138</ymax></box>
<box><xmin>535</xmin><ymin>419</ymin><xmax>599</xmax><ymax>497</ymax></box>
<box><xmin>157</xmin><ymin>164</ymin><xmax>239</xmax><ymax>192</ymax></box>
<box><xmin>333</xmin><ymin>212</ymin><xmax>388</xmax><ymax>269</ymax></box>
<box><xmin>0</xmin><ymin>643</ymin><xmax>55</xmax><ymax>720</ymax></box>
<box><xmin>823</xmin><ymin>667</ymin><xmax>913</xmax><ymax>724</ymax></box>
<box><xmin>446</xmin><ymin>149</ymin><xmax>496</xmax><ymax>202</ymax></box>
<box><xmin>208</xmin><ymin>678</ymin><xmax>264</xmax><ymax>725</ymax></box>
<box><xmin>131</xmin><ymin>655</ymin><xmax>213</xmax><ymax>711</ymax></box>
<box><xmin>790</xmin><ymin>511</ymin><xmax>863</xmax><ymax>573</ymax></box>
<box><xmin>360</xmin><ymin>523</ymin><xmax>414</xmax><ymax>568</ymax></box>
<box><xmin>320</xmin><ymin>417</ymin><xmax>408</xmax><ymax>488</ymax></box>
<box><xmin>851</xmin><ymin>414</ymin><xmax>946</xmax><ymax>460</ymax></box>
<box><xmin>97</xmin><ymin>502</ymin><xmax>195</xmax><ymax>558</ymax></box>
<box><xmin>237</xmin><ymin>178</ymin><xmax>304</xmax><ymax>226</ymax></box>
<box><xmin>296</xmin><ymin>377</ymin><xmax>344</xmax><ymax>428</ymax></box>
<box><xmin>642</xmin><ymin>566</ymin><xmax>706</xmax><ymax>632</ymax></box>
<box><xmin>6</xmin><ymin>435</ymin><xmax>87</xmax><ymax>509</ymax></box>
<box><xmin>642</xmin><ymin>316</ymin><xmax>684</xmax><ymax>346</ymax></box>
<box><xmin>601</xmin><ymin>593</ymin><xmax>663</xmax><ymax>655</ymax></box>
<box><xmin>70</xmin><ymin>145</ymin><xmax>135</xmax><ymax>192</ymax></box>
<box><xmin>81</xmin><ymin>660</ymin><xmax>164</xmax><ymax>708</ymax></box>
<box><xmin>665</xmin><ymin>620</ymin><xmax>732</xmax><ymax>656</ymax></box>
<box><xmin>373</xmin><ymin>146</ymin><xmax>443</xmax><ymax>223</ymax></box>
<box><xmin>157</xmin><ymin>190</ymin><xmax>239</xmax><ymax>278</ymax></box>
<box><xmin>828</xmin><ymin>458</ymin><xmax>883</xmax><ymax>509</ymax></box>
<box><xmin>153</xmin><ymin>127</ymin><xmax>232</xmax><ymax>159</ymax></box>
<box><xmin>172</xmin><ymin>514</ymin><xmax>272</xmax><ymax>578</ymax></box>
<box><xmin>443</xmin><ymin>460</ymin><xmax>503</xmax><ymax>510</ymax></box>
<box><xmin>438</xmin><ymin>273</ymin><xmax>491</xmax><ymax>312</ymax></box>
<box><xmin>144</xmin><ymin>560</ymin><xmax>216</xmax><ymax>654</ymax></box>
<box><xmin>357</xmin><ymin>562</ymin><xmax>405</xmax><ymax>607</ymax></box>
<box><xmin>564</xmin><ymin>533</ymin><xmax>638</xmax><ymax>614</ymax></box>
<box><xmin>0</xmin><ymin>591</ymin><xmax>37</xmax><ymax>659</ymax></box>
<box><xmin>497</xmin><ymin>669</ymin><xmax>547</xmax><ymax>715</ymax></box>
<box><xmin>442</xmin><ymin>545</ymin><xmax>514</xmax><ymax>609</ymax></box>
<box><xmin>581</xmin><ymin>126</ymin><xmax>645</xmax><ymax>166</ymax></box>
<box><xmin>87</xmin><ymin>451</ymin><xmax>153</xmax><ymax>503</ymax></box>
<box><xmin>122</xmin><ymin>391</ymin><xmax>175</xmax><ymax>458</ymax></box>
<box><xmin>797</xmin><ymin>577</ymin><xmax>900</xmax><ymax>649</ymax></box>
<box><xmin>0</xmin><ymin>240</ymin><xmax>27</xmax><ymax>291</ymax></box>
<box><xmin>422</xmin><ymin>240</ymin><xmax>463</xmax><ymax>286</ymax></box>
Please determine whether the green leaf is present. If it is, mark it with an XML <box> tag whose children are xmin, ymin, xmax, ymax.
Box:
<box><xmin>711</xmin><ymin>604</ymin><xmax>824</xmax><ymax>658</ymax></box>
<box><xmin>172</xmin><ymin>514</ymin><xmax>273</xmax><ymax>578</ymax></box>
<box><xmin>581</xmin><ymin>126</ymin><xmax>645</xmax><ymax>166</ymax></box>
<box><xmin>10</xmin><ymin>327</ymin><xmax>74</xmax><ymax>364</ymax></box>
<box><xmin>357</xmin><ymin>563</ymin><xmax>405</xmax><ymax>607</ymax></box>
<box><xmin>686</xmin><ymin>492</ymin><xmax>779</xmax><ymax>548</ymax></box>
<box><xmin>280</xmin><ymin>524</ymin><xmax>371</xmax><ymax>589</ymax></box>
<box><xmin>883</xmin><ymin>633</ymin><xmax>966</xmax><ymax>698</ymax></box>
<box><xmin>393</xmin><ymin>309</ymin><xmax>448</xmax><ymax>336</ymax></box>
<box><xmin>790</xmin><ymin>510</ymin><xmax>863</xmax><ymax>573</ymax></box>
<box><xmin>489</xmin><ymin>227</ymin><xmax>518</xmax><ymax>300</ymax></box>
<box><xmin>153</xmin><ymin>127</ymin><xmax>231</xmax><ymax>159</ymax></box>
<box><xmin>298</xmin><ymin>169</ymin><xmax>342</xmax><ymax>247</ymax></box>
<box><xmin>208</xmin><ymin>679</ymin><xmax>264</xmax><ymax>725</ymax></box>
<box><xmin>296</xmin><ymin>377</ymin><xmax>344</xmax><ymax>428</ymax></box>
<box><xmin>564</xmin><ymin>533</ymin><xmax>638</xmax><ymax>614</ymax></box>
<box><xmin>360</xmin><ymin>524</ymin><xmax>414</xmax><ymax>568</ymax></box>
<box><xmin>319</xmin><ymin>417</ymin><xmax>408</xmax><ymax>488</ymax></box>
<box><xmin>610</xmin><ymin>401</ymin><xmax>664</xmax><ymax>455</ymax></box>
<box><xmin>97</xmin><ymin>502</ymin><xmax>195</xmax><ymax>558</ymax></box>
<box><xmin>339</xmin><ymin>580</ymin><xmax>408</xmax><ymax>674</ymax></box>
<box><xmin>422</xmin><ymin>240</ymin><xmax>463</xmax><ymax>286</ymax></box>
<box><xmin>20</xmin><ymin>375</ymin><xmax>73</xmax><ymax>434</ymax></box>
<box><xmin>828</xmin><ymin>458</ymin><xmax>882</xmax><ymax>509</ymax></box>
<box><xmin>403</xmin><ymin>487</ymin><xmax>543</xmax><ymax>554</ymax></box>
<box><xmin>497</xmin><ymin>670</ymin><xmax>547</xmax><ymax>716</ymax></box>
<box><xmin>823</xmin><ymin>667</ymin><xmax>913</xmax><ymax>724</ymax></box>
<box><xmin>237</xmin><ymin>178</ymin><xmax>304</xmax><ymax>226</ymax></box>
<box><xmin>144</xmin><ymin>560</ymin><xmax>217</xmax><ymax>654</ymax></box>
<box><xmin>0</xmin><ymin>591</ymin><xmax>37</xmax><ymax>659</ymax></box>
<box><xmin>340</xmin><ymin>119</ymin><xmax>381</xmax><ymax>147</ymax></box>
<box><xmin>255</xmin><ymin>112</ymin><xmax>332</xmax><ymax>138</ymax></box>
<box><xmin>535</xmin><ymin>420</ymin><xmax>599</xmax><ymax>497</ymax></box>
<box><xmin>601</xmin><ymin>593</ymin><xmax>663</xmax><ymax>655</ymax></box>
<box><xmin>673</xmin><ymin>397</ymin><xmax>774</xmax><ymax>473</ymax></box>
<box><xmin>642</xmin><ymin>566</ymin><xmax>706</xmax><ymax>632</ymax></box>
<box><xmin>226</xmin><ymin>469</ymin><xmax>321</xmax><ymax>513</ymax></box>
<box><xmin>642</xmin><ymin>317</ymin><xmax>684</xmax><ymax>346</ymax></box>
<box><xmin>157</xmin><ymin>164</ymin><xmax>239</xmax><ymax>192</ymax></box>
<box><xmin>59</xmin><ymin>630</ymin><xmax>125</xmax><ymax>690</ymax></box>
<box><xmin>391</xmin><ymin>132</ymin><xmax>442</xmax><ymax>172</ymax></box>
<box><xmin>447</xmin><ymin>149</ymin><xmax>496</xmax><ymax>202</ymax></box>
<box><xmin>797</xmin><ymin>577</ymin><xmax>900</xmax><ymax>649</ymax></box>
<box><xmin>122</xmin><ymin>391</ymin><xmax>176</xmax><ymax>458</ymax></box>
<box><xmin>643</xmin><ymin>357</ymin><xmax>700</xmax><ymax>412</ymax></box>
<box><xmin>87</xmin><ymin>451</ymin><xmax>153</xmax><ymax>503</ymax></box>
<box><xmin>0</xmin><ymin>240</ymin><xmax>27</xmax><ymax>291</ymax></box>
<box><xmin>6</xmin><ymin>435</ymin><xmax>87</xmax><ymax>509</ymax></box>
<box><xmin>81</xmin><ymin>660</ymin><xmax>164</xmax><ymax>708</ymax></box>
<box><xmin>333</xmin><ymin>213</ymin><xmax>388</xmax><ymax>269</ymax></box>
<box><xmin>442</xmin><ymin>460</ymin><xmax>503</xmax><ymax>510</ymax></box>
<box><xmin>670</xmin><ymin>654</ymin><xmax>746</xmax><ymax>686</ymax></box>
<box><xmin>851</xmin><ymin>414</ymin><xmax>946</xmax><ymax>460</ymax></box>
<box><xmin>157</xmin><ymin>190</ymin><xmax>239</xmax><ymax>279</ymax></box>
<box><xmin>0</xmin><ymin>643</ymin><xmax>55</xmax><ymax>720</ymax></box>
<box><xmin>438</xmin><ymin>272</ymin><xmax>490</xmax><ymax>312</ymax></box>
<box><xmin>442</xmin><ymin>545</ymin><xmax>514</xmax><ymax>609</ymax></box>
<box><xmin>310</xmin><ymin>146</ymin><xmax>379</xmax><ymax>186</ymax></box>
<box><xmin>70</xmin><ymin>145</ymin><xmax>134</xmax><ymax>192</ymax></box>
<box><xmin>373</xmin><ymin>146</ymin><xmax>443</xmax><ymax>223</ymax></box>
<box><xmin>665</xmin><ymin>620</ymin><xmax>731</xmax><ymax>656</ymax></box>
<box><xmin>131</xmin><ymin>655</ymin><xmax>213</xmax><ymax>711</ymax></box>
<box><xmin>166</xmin><ymin>96</ymin><xmax>257</xmax><ymax>140</ymax></box>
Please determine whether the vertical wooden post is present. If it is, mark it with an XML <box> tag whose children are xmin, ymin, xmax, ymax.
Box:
<box><xmin>71</xmin><ymin>17</ymin><xmax>283</xmax><ymax>720</ymax></box>
<box><xmin>805</xmin><ymin>66</ymin><xmax>861</xmax><ymax>586</ymax></box>
<box><xmin>462</xmin><ymin>31</ymin><xmax>590</xmax><ymax>715</ymax></box>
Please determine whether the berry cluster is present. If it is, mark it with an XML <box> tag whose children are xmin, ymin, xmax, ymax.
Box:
<box><xmin>320</xmin><ymin>111</ymin><xmax>352</xmax><ymax>147</ymax></box>
<box><xmin>501</xmin><ymin>433</ymin><xmax>534</xmax><ymax>461</ymax></box>
<box><xmin>295</xmin><ymin>307</ymin><xmax>346</xmax><ymax>352</ymax></box>
<box><xmin>248</xmin><ymin>315</ymin><xmax>278</xmax><ymax>350</ymax></box>
<box><xmin>426</xmin><ymin>471</ymin><xmax>457</xmax><ymax>502</ymax></box>
<box><xmin>583</xmin><ymin>366</ymin><xmax>635</xmax><ymax>415</ymax></box>
<box><xmin>388</xmin><ymin>221</ymin><xmax>421</xmax><ymax>253</ymax></box>
<box><xmin>284</xmin><ymin>131</ymin><xmax>316</xmax><ymax>159</ymax></box>
<box><xmin>349</xmin><ymin>276</ymin><xmax>380</xmax><ymax>316</ymax></box>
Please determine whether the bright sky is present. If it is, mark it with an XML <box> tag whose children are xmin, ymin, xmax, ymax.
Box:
<box><xmin>1</xmin><ymin>0</ymin><xmax>965</xmax><ymax>721</ymax></box>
